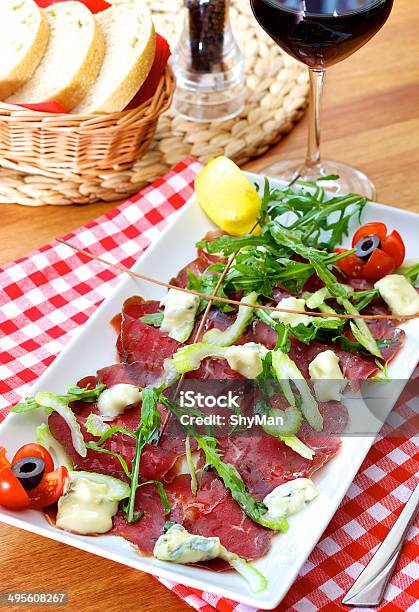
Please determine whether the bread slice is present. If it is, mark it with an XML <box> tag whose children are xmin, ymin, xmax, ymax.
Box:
<box><xmin>74</xmin><ymin>1</ymin><xmax>156</xmax><ymax>115</ymax></box>
<box><xmin>7</xmin><ymin>2</ymin><xmax>105</xmax><ymax>112</ymax></box>
<box><xmin>0</xmin><ymin>0</ymin><xmax>50</xmax><ymax>100</ymax></box>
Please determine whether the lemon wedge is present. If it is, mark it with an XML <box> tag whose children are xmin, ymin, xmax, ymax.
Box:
<box><xmin>195</xmin><ymin>156</ymin><xmax>262</xmax><ymax>236</ymax></box>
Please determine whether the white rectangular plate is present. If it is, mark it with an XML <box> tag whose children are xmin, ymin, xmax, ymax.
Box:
<box><xmin>1</xmin><ymin>173</ymin><xmax>418</xmax><ymax>609</ymax></box>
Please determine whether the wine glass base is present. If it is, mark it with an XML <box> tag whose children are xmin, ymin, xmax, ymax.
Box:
<box><xmin>259</xmin><ymin>159</ymin><xmax>376</xmax><ymax>200</ymax></box>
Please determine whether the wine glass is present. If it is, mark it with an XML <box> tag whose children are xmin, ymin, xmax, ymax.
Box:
<box><xmin>250</xmin><ymin>0</ymin><xmax>394</xmax><ymax>198</ymax></box>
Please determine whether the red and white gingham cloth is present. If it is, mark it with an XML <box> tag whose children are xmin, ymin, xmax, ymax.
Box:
<box><xmin>0</xmin><ymin>158</ymin><xmax>417</xmax><ymax>611</ymax></box>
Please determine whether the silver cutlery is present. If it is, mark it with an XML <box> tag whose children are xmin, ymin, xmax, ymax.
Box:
<box><xmin>342</xmin><ymin>483</ymin><xmax>419</xmax><ymax>607</ymax></box>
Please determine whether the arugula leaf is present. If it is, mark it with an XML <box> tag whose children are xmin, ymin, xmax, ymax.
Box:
<box><xmin>258</xmin><ymin>176</ymin><xmax>272</xmax><ymax>228</ymax></box>
<box><xmin>185</xmin><ymin>436</ymin><xmax>198</xmax><ymax>495</ymax></box>
<box><xmin>399</xmin><ymin>262</ymin><xmax>419</xmax><ymax>287</ymax></box>
<box><xmin>138</xmin><ymin>480</ymin><xmax>171</xmax><ymax>515</ymax></box>
<box><xmin>161</xmin><ymin>397</ymin><xmax>288</xmax><ymax>532</ymax></box>
<box><xmin>269</xmin><ymin>224</ymin><xmax>382</xmax><ymax>358</ymax></box>
<box><xmin>256</xmin><ymin>306</ymin><xmax>342</xmax><ymax>347</ymax></box>
<box><xmin>125</xmin><ymin>386</ymin><xmax>163</xmax><ymax>523</ymax></box>
<box><xmin>186</xmin><ymin>269</ymin><xmax>234</xmax><ymax>313</ymax></box>
<box><xmin>266</xmin><ymin>180</ymin><xmax>366</xmax><ymax>251</ymax></box>
<box><xmin>196</xmin><ymin>434</ymin><xmax>288</xmax><ymax>532</ymax></box>
<box><xmin>196</xmin><ymin>234</ymin><xmax>271</xmax><ymax>256</ymax></box>
<box><xmin>85</xmin><ymin>442</ymin><xmax>131</xmax><ymax>479</ymax></box>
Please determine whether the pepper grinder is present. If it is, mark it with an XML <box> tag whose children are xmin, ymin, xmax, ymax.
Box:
<box><xmin>172</xmin><ymin>0</ymin><xmax>245</xmax><ymax>122</ymax></box>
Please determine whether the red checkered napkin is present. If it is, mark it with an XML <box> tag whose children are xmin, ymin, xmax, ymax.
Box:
<box><xmin>0</xmin><ymin>158</ymin><xmax>417</xmax><ymax>612</ymax></box>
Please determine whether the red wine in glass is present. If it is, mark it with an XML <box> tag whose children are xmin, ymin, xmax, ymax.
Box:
<box><xmin>249</xmin><ymin>0</ymin><xmax>394</xmax><ymax>197</ymax></box>
<box><xmin>250</xmin><ymin>0</ymin><xmax>393</xmax><ymax>68</ymax></box>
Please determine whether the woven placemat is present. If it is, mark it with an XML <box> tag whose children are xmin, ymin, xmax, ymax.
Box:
<box><xmin>0</xmin><ymin>0</ymin><xmax>309</xmax><ymax>206</ymax></box>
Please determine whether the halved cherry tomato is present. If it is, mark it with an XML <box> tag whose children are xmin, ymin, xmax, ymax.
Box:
<box><xmin>12</xmin><ymin>443</ymin><xmax>54</xmax><ymax>475</ymax></box>
<box><xmin>352</xmin><ymin>222</ymin><xmax>388</xmax><ymax>246</ymax></box>
<box><xmin>0</xmin><ymin>465</ymin><xmax>30</xmax><ymax>510</ymax></box>
<box><xmin>0</xmin><ymin>447</ymin><xmax>10</xmax><ymax>469</ymax></box>
<box><xmin>337</xmin><ymin>222</ymin><xmax>406</xmax><ymax>282</ymax></box>
<box><xmin>28</xmin><ymin>466</ymin><xmax>68</xmax><ymax>509</ymax></box>
<box><xmin>381</xmin><ymin>230</ymin><xmax>406</xmax><ymax>269</ymax></box>
<box><xmin>361</xmin><ymin>248</ymin><xmax>395</xmax><ymax>282</ymax></box>
<box><xmin>334</xmin><ymin>249</ymin><xmax>365</xmax><ymax>278</ymax></box>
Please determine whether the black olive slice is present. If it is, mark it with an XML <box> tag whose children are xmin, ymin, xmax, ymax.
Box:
<box><xmin>354</xmin><ymin>234</ymin><xmax>381</xmax><ymax>261</ymax></box>
<box><xmin>11</xmin><ymin>456</ymin><xmax>46</xmax><ymax>491</ymax></box>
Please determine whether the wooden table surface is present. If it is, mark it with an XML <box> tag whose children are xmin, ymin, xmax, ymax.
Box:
<box><xmin>1</xmin><ymin>1</ymin><xmax>418</xmax><ymax>610</ymax></box>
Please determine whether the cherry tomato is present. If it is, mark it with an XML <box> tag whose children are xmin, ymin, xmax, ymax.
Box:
<box><xmin>361</xmin><ymin>248</ymin><xmax>395</xmax><ymax>282</ymax></box>
<box><xmin>0</xmin><ymin>447</ymin><xmax>10</xmax><ymax>469</ymax></box>
<box><xmin>381</xmin><ymin>230</ymin><xmax>405</xmax><ymax>269</ymax></box>
<box><xmin>12</xmin><ymin>443</ymin><xmax>54</xmax><ymax>475</ymax></box>
<box><xmin>28</xmin><ymin>466</ymin><xmax>68</xmax><ymax>509</ymax></box>
<box><xmin>0</xmin><ymin>465</ymin><xmax>30</xmax><ymax>510</ymax></box>
<box><xmin>352</xmin><ymin>222</ymin><xmax>388</xmax><ymax>246</ymax></box>
<box><xmin>339</xmin><ymin>222</ymin><xmax>406</xmax><ymax>281</ymax></box>
<box><xmin>334</xmin><ymin>248</ymin><xmax>365</xmax><ymax>278</ymax></box>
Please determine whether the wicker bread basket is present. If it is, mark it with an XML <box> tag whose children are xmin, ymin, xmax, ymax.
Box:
<box><xmin>0</xmin><ymin>65</ymin><xmax>174</xmax><ymax>179</ymax></box>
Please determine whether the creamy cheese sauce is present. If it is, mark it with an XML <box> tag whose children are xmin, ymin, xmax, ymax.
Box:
<box><xmin>263</xmin><ymin>478</ymin><xmax>318</xmax><ymax>519</ymax></box>
<box><xmin>154</xmin><ymin>525</ymin><xmax>222</xmax><ymax>564</ymax></box>
<box><xmin>56</xmin><ymin>478</ymin><xmax>118</xmax><ymax>535</ymax></box>
<box><xmin>160</xmin><ymin>289</ymin><xmax>199</xmax><ymax>336</ymax></box>
<box><xmin>97</xmin><ymin>384</ymin><xmax>141</xmax><ymax>418</ymax></box>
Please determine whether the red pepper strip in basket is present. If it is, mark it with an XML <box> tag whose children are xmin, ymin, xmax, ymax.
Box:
<box><xmin>35</xmin><ymin>0</ymin><xmax>110</xmax><ymax>13</ymax></box>
<box><xmin>125</xmin><ymin>34</ymin><xmax>172</xmax><ymax>109</ymax></box>
<box><xmin>13</xmin><ymin>101</ymin><xmax>68</xmax><ymax>114</ymax></box>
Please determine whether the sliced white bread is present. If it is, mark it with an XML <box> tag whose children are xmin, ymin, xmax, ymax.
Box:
<box><xmin>0</xmin><ymin>0</ymin><xmax>50</xmax><ymax>100</ymax></box>
<box><xmin>7</xmin><ymin>2</ymin><xmax>105</xmax><ymax>112</ymax></box>
<box><xmin>74</xmin><ymin>1</ymin><xmax>156</xmax><ymax>115</ymax></box>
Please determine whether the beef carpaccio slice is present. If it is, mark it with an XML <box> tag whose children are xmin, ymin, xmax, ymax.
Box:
<box><xmin>218</xmin><ymin>399</ymin><xmax>345</xmax><ymax>500</ymax></box>
<box><xmin>251</xmin><ymin>319</ymin><xmax>403</xmax><ymax>382</ymax></box>
<box><xmin>118</xmin><ymin>297</ymin><xmax>180</xmax><ymax>366</ymax></box>
<box><xmin>112</xmin><ymin>482</ymin><xmax>181</xmax><ymax>555</ymax></box>
<box><xmin>48</xmin><ymin>400</ymin><xmax>183</xmax><ymax>484</ymax></box>
<box><xmin>111</xmin><ymin>474</ymin><xmax>271</xmax><ymax>560</ymax></box>
<box><xmin>98</xmin><ymin>362</ymin><xmax>163</xmax><ymax>390</ymax></box>
<box><xmin>167</xmin><ymin>474</ymin><xmax>271</xmax><ymax>559</ymax></box>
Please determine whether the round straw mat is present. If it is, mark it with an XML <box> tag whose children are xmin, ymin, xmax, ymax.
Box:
<box><xmin>0</xmin><ymin>0</ymin><xmax>309</xmax><ymax>206</ymax></box>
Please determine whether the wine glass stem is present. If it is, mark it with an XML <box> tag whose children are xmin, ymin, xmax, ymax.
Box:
<box><xmin>305</xmin><ymin>68</ymin><xmax>325</xmax><ymax>169</ymax></box>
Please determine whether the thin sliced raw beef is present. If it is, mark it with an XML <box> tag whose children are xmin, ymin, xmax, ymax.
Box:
<box><xmin>363</xmin><ymin>304</ymin><xmax>405</xmax><ymax>362</ymax></box>
<box><xmin>347</xmin><ymin>278</ymin><xmax>374</xmax><ymax>291</ymax></box>
<box><xmin>368</xmin><ymin>320</ymin><xmax>405</xmax><ymax>362</ymax></box>
<box><xmin>185</xmin><ymin>358</ymin><xmax>244</xmax><ymax>381</ymax></box>
<box><xmin>48</xmin><ymin>400</ymin><xmax>182</xmax><ymax>483</ymax></box>
<box><xmin>252</xmin><ymin>321</ymin><xmax>380</xmax><ymax>382</ymax></box>
<box><xmin>112</xmin><ymin>482</ymin><xmax>182</xmax><ymax>554</ymax></box>
<box><xmin>112</xmin><ymin>473</ymin><xmax>271</xmax><ymax>559</ymax></box>
<box><xmin>98</xmin><ymin>362</ymin><xmax>163</xmax><ymax>389</ymax></box>
<box><xmin>166</xmin><ymin>474</ymin><xmax>271</xmax><ymax>560</ymax></box>
<box><xmin>118</xmin><ymin>297</ymin><xmax>180</xmax><ymax>366</ymax></box>
<box><xmin>289</xmin><ymin>339</ymin><xmax>379</xmax><ymax>382</ymax></box>
<box><xmin>272</xmin><ymin>286</ymin><xmax>294</xmax><ymax>302</ymax></box>
<box><xmin>218</xmin><ymin>424</ymin><xmax>341</xmax><ymax>501</ymax></box>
